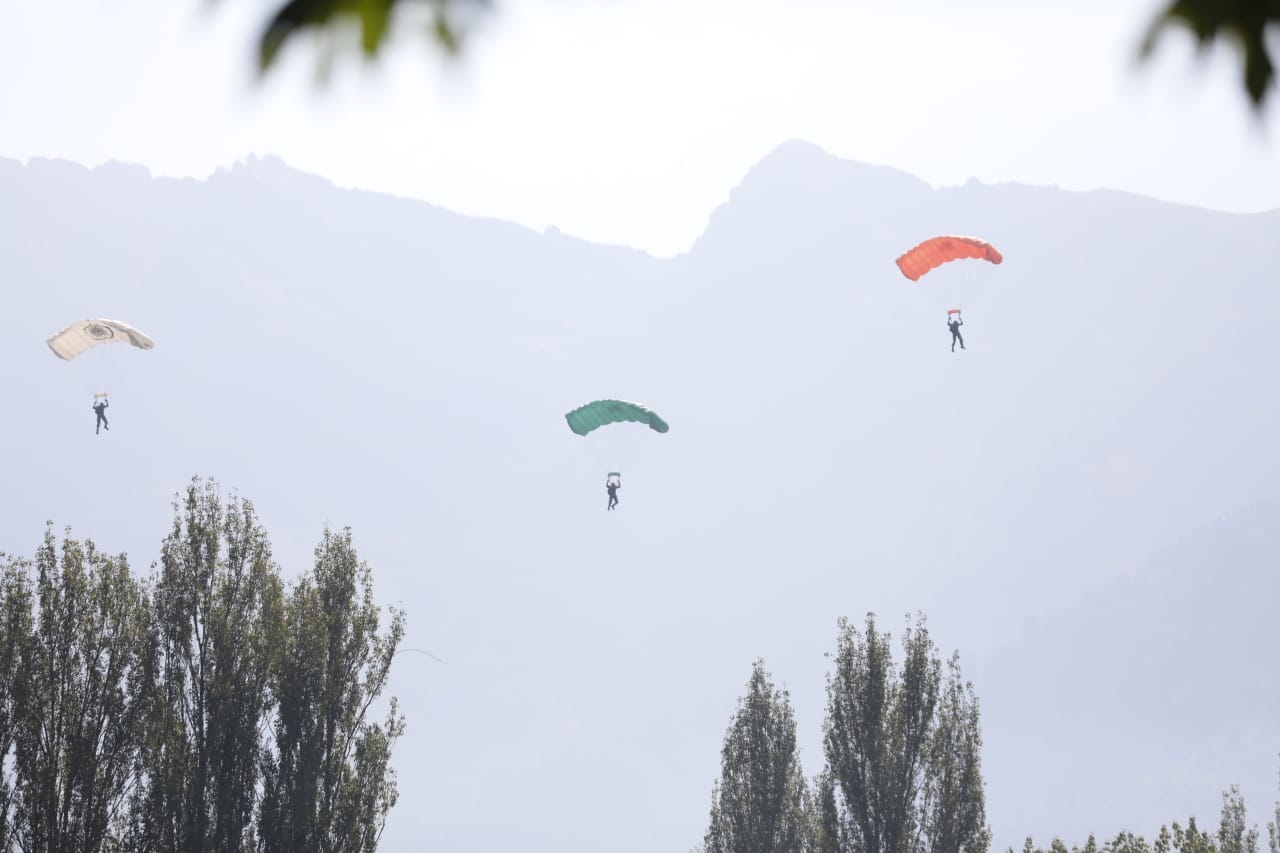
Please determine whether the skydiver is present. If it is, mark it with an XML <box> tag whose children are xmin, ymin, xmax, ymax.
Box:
<box><xmin>948</xmin><ymin>315</ymin><xmax>965</xmax><ymax>352</ymax></box>
<box><xmin>93</xmin><ymin>396</ymin><xmax>109</xmax><ymax>433</ymax></box>
<box><xmin>606</xmin><ymin>477</ymin><xmax>621</xmax><ymax>511</ymax></box>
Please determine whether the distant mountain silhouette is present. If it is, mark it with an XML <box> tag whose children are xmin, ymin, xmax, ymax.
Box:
<box><xmin>981</xmin><ymin>497</ymin><xmax>1280</xmax><ymax>848</ymax></box>
<box><xmin>2</xmin><ymin>144</ymin><xmax>1276</xmax><ymax>853</ymax></box>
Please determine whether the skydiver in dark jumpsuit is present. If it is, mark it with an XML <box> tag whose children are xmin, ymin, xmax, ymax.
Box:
<box><xmin>93</xmin><ymin>397</ymin><xmax>109</xmax><ymax>433</ymax></box>
<box><xmin>606</xmin><ymin>477</ymin><xmax>620</xmax><ymax>511</ymax></box>
<box><xmin>948</xmin><ymin>316</ymin><xmax>965</xmax><ymax>352</ymax></box>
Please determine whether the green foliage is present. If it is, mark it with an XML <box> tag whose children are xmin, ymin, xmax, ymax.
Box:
<box><xmin>1151</xmin><ymin>818</ymin><xmax>1216</xmax><ymax>853</ymax></box>
<box><xmin>923</xmin><ymin>653</ymin><xmax>991</xmax><ymax>853</ymax></box>
<box><xmin>232</xmin><ymin>0</ymin><xmax>1280</xmax><ymax>112</ymax></box>
<box><xmin>1106</xmin><ymin>830</ymin><xmax>1154</xmax><ymax>853</ymax></box>
<box><xmin>1219</xmin><ymin>786</ymin><xmax>1260</xmax><ymax>853</ymax></box>
<box><xmin>811</xmin><ymin>771</ymin><xmax>843</xmax><ymax>853</ymax></box>
<box><xmin>1015</xmin><ymin>785</ymin><xmax>1269</xmax><ymax>853</ymax></box>
<box><xmin>820</xmin><ymin>612</ymin><xmax>989</xmax><ymax>853</ymax></box>
<box><xmin>129</xmin><ymin>478</ymin><xmax>286</xmax><ymax>851</ymax></box>
<box><xmin>254</xmin><ymin>0</ymin><xmax>491</xmax><ymax>75</ymax></box>
<box><xmin>257</xmin><ymin>526</ymin><xmax>406</xmax><ymax>853</ymax></box>
<box><xmin>1270</xmin><ymin>764</ymin><xmax>1280</xmax><ymax>853</ymax></box>
<box><xmin>0</xmin><ymin>476</ymin><xmax>406</xmax><ymax>852</ymax></box>
<box><xmin>0</xmin><ymin>554</ymin><xmax>35</xmax><ymax>851</ymax></box>
<box><xmin>704</xmin><ymin>659</ymin><xmax>813</xmax><ymax>853</ymax></box>
<box><xmin>1142</xmin><ymin>0</ymin><xmax>1280</xmax><ymax>109</ymax></box>
<box><xmin>7</xmin><ymin>528</ymin><xmax>151</xmax><ymax>852</ymax></box>
<box><xmin>1010</xmin><ymin>834</ymin><xmax>1100</xmax><ymax>853</ymax></box>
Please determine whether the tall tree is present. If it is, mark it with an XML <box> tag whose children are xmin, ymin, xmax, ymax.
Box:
<box><xmin>0</xmin><ymin>554</ymin><xmax>34</xmax><ymax>850</ymax></box>
<box><xmin>1218</xmin><ymin>786</ymin><xmax>1259</xmax><ymax>853</ymax></box>
<box><xmin>821</xmin><ymin>613</ymin><xmax>989</xmax><ymax>853</ymax></box>
<box><xmin>257</xmin><ymin>526</ymin><xmax>405</xmax><ymax>853</ymax></box>
<box><xmin>0</xmin><ymin>477</ymin><xmax>408</xmax><ymax>851</ymax></box>
<box><xmin>128</xmin><ymin>478</ymin><xmax>285</xmax><ymax>852</ymax></box>
<box><xmin>1163</xmin><ymin>818</ymin><xmax>1216</xmax><ymax>853</ymax></box>
<box><xmin>1269</xmin><ymin>763</ymin><xmax>1279</xmax><ymax>853</ymax></box>
<box><xmin>704</xmin><ymin>659</ymin><xmax>813</xmax><ymax>853</ymax></box>
<box><xmin>1104</xmin><ymin>831</ymin><xmax>1153</xmax><ymax>853</ymax></box>
<box><xmin>922</xmin><ymin>653</ymin><xmax>991</xmax><ymax>853</ymax></box>
<box><xmin>7</xmin><ymin>528</ymin><xmax>152</xmax><ymax>853</ymax></box>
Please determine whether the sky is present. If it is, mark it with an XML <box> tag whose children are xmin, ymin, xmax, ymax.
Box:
<box><xmin>4</xmin><ymin>0</ymin><xmax>1280</xmax><ymax>257</ymax></box>
<box><xmin>5</xmin><ymin>8</ymin><xmax>1280</xmax><ymax>847</ymax></box>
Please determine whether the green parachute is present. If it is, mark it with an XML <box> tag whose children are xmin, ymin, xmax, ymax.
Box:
<box><xmin>564</xmin><ymin>400</ymin><xmax>669</xmax><ymax>436</ymax></box>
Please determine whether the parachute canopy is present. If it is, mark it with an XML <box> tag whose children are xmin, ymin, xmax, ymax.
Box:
<box><xmin>895</xmin><ymin>236</ymin><xmax>1003</xmax><ymax>282</ymax></box>
<box><xmin>565</xmin><ymin>400</ymin><xmax>669</xmax><ymax>437</ymax></box>
<box><xmin>947</xmin><ymin>308</ymin><xmax>962</xmax><ymax>316</ymax></box>
<box><xmin>48</xmin><ymin>319</ymin><xmax>154</xmax><ymax>361</ymax></box>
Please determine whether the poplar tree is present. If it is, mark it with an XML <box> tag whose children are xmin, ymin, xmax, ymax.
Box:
<box><xmin>8</xmin><ymin>529</ymin><xmax>151</xmax><ymax>852</ymax></box>
<box><xmin>257</xmin><ymin>526</ymin><xmax>405</xmax><ymax>853</ymax></box>
<box><xmin>704</xmin><ymin>659</ymin><xmax>813</xmax><ymax>853</ymax></box>
<box><xmin>128</xmin><ymin>479</ymin><xmax>285</xmax><ymax>852</ymax></box>
<box><xmin>820</xmin><ymin>613</ymin><xmax>989</xmax><ymax>853</ymax></box>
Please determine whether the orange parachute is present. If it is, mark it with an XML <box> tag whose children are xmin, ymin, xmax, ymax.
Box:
<box><xmin>895</xmin><ymin>236</ymin><xmax>1003</xmax><ymax>282</ymax></box>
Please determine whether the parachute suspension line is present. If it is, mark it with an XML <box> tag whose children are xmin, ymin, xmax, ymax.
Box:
<box><xmin>394</xmin><ymin>648</ymin><xmax>446</xmax><ymax>662</ymax></box>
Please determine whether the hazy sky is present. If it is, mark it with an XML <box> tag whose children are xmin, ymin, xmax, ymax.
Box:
<box><xmin>5</xmin><ymin>0</ymin><xmax>1279</xmax><ymax>256</ymax></box>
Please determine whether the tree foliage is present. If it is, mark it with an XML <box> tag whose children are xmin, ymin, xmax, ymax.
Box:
<box><xmin>0</xmin><ymin>476</ymin><xmax>406</xmax><ymax>852</ymax></box>
<box><xmin>1016</xmin><ymin>785</ymin><xmax>1269</xmax><ymax>853</ymax></box>
<box><xmin>224</xmin><ymin>0</ymin><xmax>1280</xmax><ymax>112</ymax></box>
<box><xmin>128</xmin><ymin>478</ymin><xmax>286</xmax><ymax>852</ymax></box>
<box><xmin>5</xmin><ymin>529</ymin><xmax>151</xmax><ymax>853</ymax></box>
<box><xmin>0</xmin><ymin>553</ymin><xmax>35</xmax><ymax>850</ymax></box>
<box><xmin>820</xmin><ymin>612</ymin><xmax>989</xmax><ymax>853</ymax></box>
<box><xmin>704</xmin><ymin>658</ymin><xmax>813</xmax><ymax>853</ymax></box>
<box><xmin>811</xmin><ymin>771</ymin><xmax>843</xmax><ymax>853</ymax></box>
<box><xmin>252</xmin><ymin>0</ymin><xmax>491</xmax><ymax>74</ymax></box>
<box><xmin>1269</xmin><ymin>763</ymin><xmax>1280</xmax><ymax>853</ymax></box>
<box><xmin>257</xmin><ymin>526</ymin><xmax>406</xmax><ymax>853</ymax></box>
<box><xmin>1162</xmin><ymin>817</ymin><xmax>1217</xmax><ymax>853</ymax></box>
<box><xmin>1142</xmin><ymin>0</ymin><xmax>1280</xmax><ymax>109</ymax></box>
<box><xmin>1219</xmin><ymin>785</ymin><xmax>1260</xmax><ymax>853</ymax></box>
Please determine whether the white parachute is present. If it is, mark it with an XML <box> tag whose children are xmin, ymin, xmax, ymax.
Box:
<box><xmin>47</xmin><ymin>319</ymin><xmax>154</xmax><ymax>361</ymax></box>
